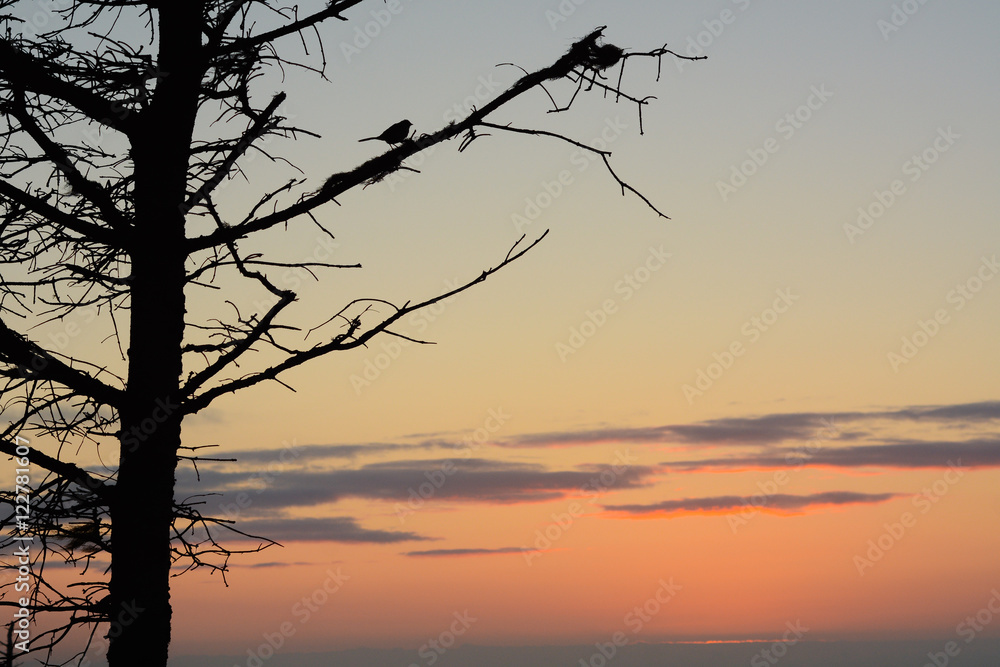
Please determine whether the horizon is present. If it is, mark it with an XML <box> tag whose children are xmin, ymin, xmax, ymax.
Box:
<box><xmin>166</xmin><ymin>639</ymin><xmax>1000</xmax><ymax>667</ymax></box>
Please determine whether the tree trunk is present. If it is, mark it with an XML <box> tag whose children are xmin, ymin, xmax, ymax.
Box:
<box><xmin>107</xmin><ymin>194</ymin><xmax>188</xmax><ymax>665</ymax></box>
<box><xmin>107</xmin><ymin>245</ymin><xmax>185</xmax><ymax>666</ymax></box>
<box><xmin>107</xmin><ymin>5</ymin><xmax>202</xmax><ymax>664</ymax></box>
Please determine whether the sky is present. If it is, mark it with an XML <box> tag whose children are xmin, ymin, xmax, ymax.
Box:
<box><xmin>5</xmin><ymin>0</ymin><xmax>1000</xmax><ymax>665</ymax></box>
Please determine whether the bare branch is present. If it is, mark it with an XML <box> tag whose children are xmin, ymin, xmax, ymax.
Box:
<box><xmin>0</xmin><ymin>180</ymin><xmax>123</xmax><ymax>247</ymax></box>
<box><xmin>0</xmin><ymin>437</ymin><xmax>113</xmax><ymax>502</ymax></box>
<box><xmin>210</xmin><ymin>1</ymin><xmax>365</xmax><ymax>55</ymax></box>
<box><xmin>0</xmin><ymin>38</ymin><xmax>138</xmax><ymax>135</ymax></box>
<box><xmin>183</xmin><ymin>231</ymin><xmax>550</xmax><ymax>414</ymax></box>
<box><xmin>0</xmin><ymin>318</ymin><xmax>124</xmax><ymax>408</ymax></box>
<box><xmin>186</xmin><ymin>26</ymin><xmax>686</xmax><ymax>251</ymax></box>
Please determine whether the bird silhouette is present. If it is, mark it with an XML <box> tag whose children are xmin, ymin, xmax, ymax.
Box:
<box><xmin>358</xmin><ymin>119</ymin><xmax>412</xmax><ymax>145</ymax></box>
<box><xmin>588</xmin><ymin>43</ymin><xmax>623</xmax><ymax>70</ymax></box>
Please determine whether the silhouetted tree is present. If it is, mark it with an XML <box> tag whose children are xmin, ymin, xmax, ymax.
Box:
<box><xmin>0</xmin><ymin>2</ymin><xmax>700</xmax><ymax>665</ymax></box>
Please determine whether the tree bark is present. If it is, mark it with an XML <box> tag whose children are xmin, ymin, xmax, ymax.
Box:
<box><xmin>107</xmin><ymin>4</ymin><xmax>202</xmax><ymax>664</ymax></box>
<box><xmin>108</xmin><ymin>248</ymin><xmax>185</xmax><ymax>666</ymax></box>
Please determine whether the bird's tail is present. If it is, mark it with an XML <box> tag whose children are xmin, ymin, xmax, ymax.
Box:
<box><xmin>358</xmin><ymin>137</ymin><xmax>379</xmax><ymax>142</ymax></box>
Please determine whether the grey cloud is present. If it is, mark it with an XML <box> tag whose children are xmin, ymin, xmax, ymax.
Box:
<box><xmin>229</xmin><ymin>517</ymin><xmax>430</xmax><ymax>543</ymax></box>
<box><xmin>403</xmin><ymin>547</ymin><xmax>525</xmax><ymax>557</ymax></box>
<box><xmin>664</xmin><ymin>439</ymin><xmax>998</xmax><ymax>471</ymax></box>
<box><xmin>604</xmin><ymin>491</ymin><xmax>901</xmax><ymax>516</ymax></box>
<box><xmin>177</xmin><ymin>459</ymin><xmax>658</xmax><ymax>512</ymax></box>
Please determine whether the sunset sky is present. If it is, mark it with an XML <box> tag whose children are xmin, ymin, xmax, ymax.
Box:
<box><xmin>7</xmin><ymin>0</ymin><xmax>1000</xmax><ymax>665</ymax></box>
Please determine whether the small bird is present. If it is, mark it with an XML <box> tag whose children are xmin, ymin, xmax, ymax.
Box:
<box><xmin>588</xmin><ymin>43</ymin><xmax>624</xmax><ymax>70</ymax></box>
<box><xmin>358</xmin><ymin>119</ymin><xmax>412</xmax><ymax>145</ymax></box>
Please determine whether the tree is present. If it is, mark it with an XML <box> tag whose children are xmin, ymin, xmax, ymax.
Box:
<box><xmin>0</xmin><ymin>2</ymin><xmax>700</xmax><ymax>665</ymax></box>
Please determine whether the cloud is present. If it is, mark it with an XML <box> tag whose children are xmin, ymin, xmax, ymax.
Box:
<box><xmin>403</xmin><ymin>547</ymin><xmax>525</xmax><ymax>558</ymax></box>
<box><xmin>604</xmin><ymin>491</ymin><xmax>902</xmax><ymax>517</ymax></box>
<box><xmin>878</xmin><ymin>401</ymin><xmax>1000</xmax><ymax>422</ymax></box>
<box><xmin>177</xmin><ymin>458</ymin><xmax>657</xmax><ymax>511</ymax></box>
<box><xmin>231</xmin><ymin>561</ymin><xmax>319</xmax><ymax>569</ymax></box>
<box><xmin>216</xmin><ymin>442</ymin><xmax>432</xmax><ymax>464</ymax></box>
<box><xmin>228</xmin><ymin>517</ymin><xmax>431</xmax><ymax>543</ymax></box>
<box><xmin>492</xmin><ymin>401</ymin><xmax>1000</xmax><ymax>449</ymax></box>
<box><xmin>189</xmin><ymin>402</ymin><xmax>999</xmax><ymax>470</ymax></box>
<box><xmin>664</xmin><ymin>439</ymin><xmax>997</xmax><ymax>471</ymax></box>
<box><xmin>498</xmin><ymin>414</ymin><xmax>842</xmax><ymax>448</ymax></box>
<box><xmin>169</xmin><ymin>400</ymin><xmax>997</xmax><ymax>537</ymax></box>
